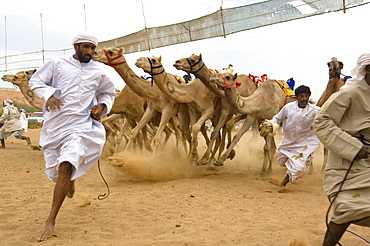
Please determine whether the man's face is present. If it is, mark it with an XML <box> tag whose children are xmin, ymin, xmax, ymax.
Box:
<box><xmin>297</xmin><ymin>93</ymin><xmax>309</xmax><ymax>108</ymax></box>
<box><xmin>74</xmin><ymin>42</ymin><xmax>96</xmax><ymax>63</ymax></box>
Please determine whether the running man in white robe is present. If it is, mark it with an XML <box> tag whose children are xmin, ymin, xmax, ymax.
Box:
<box><xmin>264</xmin><ymin>85</ymin><xmax>320</xmax><ymax>190</ymax></box>
<box><xmin>0</xmin><ymin>99</ymin><xmax>31</xmax><ymax>148</ymax></box>
<box><xmin>314</xmin><ymin>51</ymin><xmax>370</xmax><ymax>246</ymax></box>
<box><xmin>19</xmin><ymin>109</ymin><xmax>28</xmax><ymax>132</ymax></box>
<box><xmin>29</xmin><ymin>33</ymin><xmax>116</xmax><ymax>242</ymax></box>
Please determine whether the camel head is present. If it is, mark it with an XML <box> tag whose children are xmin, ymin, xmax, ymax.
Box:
<box><xmin>327</xmin><ymin>57</ymin><xmax>343</xmax><ymax>80</ymax></box>
<box><xmin>209</xmin><ymin>72</ymin><xmax>239</xmax><ymax>91</ymax></box>
<box><xmin>93</xmin><ymin>47</ymin><xmax>125</xmax><ymax>65</ymax></box>
<box><xmin>135</xmin><ymin>56</ymin><xmax>163</xmax><ymax>74</ymax></box>
<box><xmin>1</xmin><ymin>71</ymin><xmax>28</xmax><ymax>86</ymax></box>
<box><xmin>173</xmin><ymin>54</ymin><xmax>202</xmax><ymax>73</ymax></box>
<box><xmin>25</xmin><ymin>69</ymin><xmax>37</xmax><ymax>76</ymax></box>
<box><xmin>1</xmin><ymin>73</ymin><xmax>15</xmax><ymax>83</ymax></box>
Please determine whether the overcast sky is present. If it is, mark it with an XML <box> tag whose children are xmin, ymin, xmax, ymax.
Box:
<box><xmin>0</xmin><ymin>0</ymin><xmax>370</xmax><ymax>102</ymax></box>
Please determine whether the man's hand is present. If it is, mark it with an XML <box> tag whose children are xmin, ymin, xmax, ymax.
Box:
<box><xmin>259</xmin><ymin>121</ymin><xmax>273</xmax><ymax>137</ymax></box>
<box><xmin>355</xmin><ymin>145</ymin><xmax>369</xmax><ymax>160</ymax></box>
<box><xmin>90</xmin><ymin>104</ymin><xmax>106</xmax><ymax>121</ymax></box>
<box><xmin>46</xmin><ymin>96</ymin><xmax>64</xmax><ymax>112</ymax></box>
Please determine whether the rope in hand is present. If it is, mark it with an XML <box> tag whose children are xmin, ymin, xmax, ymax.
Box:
<box><xmin>324</xmin><ymin>159</ymin><xmax>370</xmax><ymax>245</ymax></box>
<box><xmin>325</xmin><ymin>160</ymin><xmax>354</xmax><ymax>246</ymax></box>
<box><xmin>97</xmin><ymin>159</ymin><xmax>110</xmax><ymax>200</ymax></box>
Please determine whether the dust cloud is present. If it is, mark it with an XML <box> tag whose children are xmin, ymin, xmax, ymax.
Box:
<box><xmin>107</xmin><ymin>131</ymin><xmax>273</xmax><ymax>181</ymax></box>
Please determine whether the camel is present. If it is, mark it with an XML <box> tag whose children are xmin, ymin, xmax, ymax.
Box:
<box><xmin>101</xmin><ymin>85</ymin><xmax>153</xmax><ymax>157</ymax></box>
<box><xmin>1</xmin><ymin>71</ymin><xmax>41</xmax><ymax>151</ymax></box>
<box><xmin>316</xmin><ymin>57</ymin><xmax>346</xmax><ymax>170</ymax></box>
<box><xmin>135</xmin><ymin>55</ymin><xmax>221</xmax><ymax>165</ymax></box>
<box><xmin>173</xmin><ymin>54</ymin><xmax>259</xmax><ymax>166</ymax></box>
<box><xmin>1</xmin><ymin>70</ymin><xmax>44</xmax><ymax>110</ymax></box>
<box><xmin>209</xmin><ymin>72</ymin><xmax>296</xmax><ymax>171</ymax></box>
<box><xmin>92</xmin><ymin>47</ymin><xmax>190</xmax><ymax>152</ymax></box>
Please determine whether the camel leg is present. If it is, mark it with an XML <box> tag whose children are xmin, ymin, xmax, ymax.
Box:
<box><xmin>0</xmin><ymin>138</ymin><xmax>5</xmax><ymax>148</ymax></box>
<box><xmin>168</xmin><ymin>117</ymin><xmax>187</xmax><ymax>151</ymax></box>
<box><xmin>200</xmin><ymin>124</ymin><xmax>210</xmax><ymax>146</ymax></box>
<box><xmin>127</xmin><ymin>108</ymin><xmax>156</xmax><ymax>151</ymax></box>
<box><xmin>261</xmin><ymin>134</ymin><xmax>276</xmax><ymax>174</ymax></box>
<box><xmin>215</xmin><ymin>114</ymin><xmax>246</xmax><ymax>160</ymax></box>
<box><xmin>151</xmin><ymin>108</ymin><xmax>173</xmax><ymax>150</ymax></box>
<box><xmin>188</xmin><ymin>107</ymin><xmax>213</xmax><ymax>165</ymax></box>
<box><xmin>102</xmin><ymin>115</ymin><xmax>123</xmax><ymax>156</ymax></box>
<box><xmin>214</xmin><ymin>115</ymin><xmax>256</xmax><ymax>166</ymax></box>
<box><xmin>114</xmin><ymin>118</ymin><xmax>130</xmax><ymax>153</ymax></box>
<box><xmin>140</xmin><ymin>125</ymin><xmax>153</xmax><ymax>152</ymax></box>
<box><xmin>177</xmin><ymin>108</ymin><xmax>191</xmax><ymax>152</ymax></box>
<box><xmin>198</xmin><ymin>110</ymin><xmax>231</xmax><ymax>166</ymax></box>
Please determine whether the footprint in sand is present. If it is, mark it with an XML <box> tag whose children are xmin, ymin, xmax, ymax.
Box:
<box><xmin>278</xmin><ymin>187</ymin><xmax>293</xmax><ymax>193</ymax></box>
<box><xmin>268</xmin><ymin>177</ymin><xmax>280</xmax><ymax>186</ymax></box>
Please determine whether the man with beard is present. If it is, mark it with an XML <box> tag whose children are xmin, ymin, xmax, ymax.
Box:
<box><xmin>314</xmin><ymin>51</ymin><xmax>370</xmax><ymax>246</ymax></box>
<box><xmin>29</xmin><ymin>33</ymin><xmax>116</xmax><ymax>241</ymax></box>
<box><xmin>262</xmin><ymin>85</ymin><xmax>320</xmax><ymax>192</ymax></box>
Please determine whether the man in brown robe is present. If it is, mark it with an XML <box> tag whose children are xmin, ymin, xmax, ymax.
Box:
<box><xmin>314</xmin><ymin>51</ymin><xmax>370</xmax><ymax>246</ymax></box>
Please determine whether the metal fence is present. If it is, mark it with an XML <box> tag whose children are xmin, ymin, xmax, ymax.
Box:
<box><xmin>1</xmin><ymin>0</ymin><xmax>369</xmax><ymax>73</ymax></box>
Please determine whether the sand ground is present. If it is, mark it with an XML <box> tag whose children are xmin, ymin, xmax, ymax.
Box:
<box><xmin>1</xmin><ymin>129</ymin><xmax>370</xmax><ymax>246</ymax></box>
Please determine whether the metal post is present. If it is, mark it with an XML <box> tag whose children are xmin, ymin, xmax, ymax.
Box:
<box><xmin>4</xmin><ymin>16</ymin><xmax>8</xmax><ymax>71</ymax></box>
<box><xmin>84</xmin><ymin>4</ymin><xmax>87</xmax><ymax>31</ymax></box>
<box><xmin>40</xmin><ymin>13</ymin><xmax>45</xmax><ymax>64</ymax></box>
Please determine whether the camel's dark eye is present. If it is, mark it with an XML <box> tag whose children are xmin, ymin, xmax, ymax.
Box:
<box><xmin>108</xmin><ymin>51</ymin><xmax>113</xmax><ymax>56</ymax></box>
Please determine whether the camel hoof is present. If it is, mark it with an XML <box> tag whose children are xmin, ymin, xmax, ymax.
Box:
<box><xmin>195</xmin><ymin>161</ymin><xmax>207</xmax><ymax>166</ymax></box>
<box><xmin>213</xmin><ymin>161</ymin><xmax>224</xmax><ymax>167</ymax></box>
<box><xmin>30</xmin><ymin>145</ymin><xmax>41</xmax><ymax>151</ymax></box>
<box><xmin>227</xmin><ymin>150</ymin><xmax>236</xmax><ymax>160</ymax></box>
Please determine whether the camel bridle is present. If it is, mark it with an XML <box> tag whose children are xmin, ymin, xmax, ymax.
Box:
<box><xmin>186</xmin><ymin>57</ymin><xmax>205</xmax><ymax>74</ymax></box>
<box><xmin>146</xmin><ymin>57</ymin><xmax>165</xmax><ymax>76</ymax></box>
<box><xmin>328</xmin><ymin>63</ymin><xmax>342</xmax><ymax>80</ymax></box>
<box><xmin>103</xmin><ymin>49</ymin><xmax>127</xmax><ymax>73</ymax></box>
<box><xmin>328</xmin><ymin>61</ymin><xmax>351</xmax><ymax>81</ymax></box>
<box><xmin>219</xmin><ymin>73</ymin><xmax>241</xmax><ymax>91</ymax></box>
<box><xmin>145</xmin><ymin>57</ymin><xmax>165</xmax><ymax>87</ymax></box>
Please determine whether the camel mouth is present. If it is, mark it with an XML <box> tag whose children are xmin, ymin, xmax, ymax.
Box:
<box><xmin>215</xmin><ymin>84</ymin><xmax>224</xmax><ymax>90</ymax></box>
<box><xmin>173</xmin><ymin>64</ymin><xmax>182</xmax><ymax>70</ymax></box>
<box><xmin>135</xmin><ymin>62</ymin><xmax>143</xmax><ymax>68</ymax></box>
<box><xmin>210</xmin><ymin>79</ymin><xmax>224</xmax><ymax>90</ymax></box>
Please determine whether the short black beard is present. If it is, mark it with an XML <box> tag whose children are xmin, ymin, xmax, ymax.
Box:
<box><xmin>298</xmin><ymin>100</ymin><xmax>308</xmax><ymax>108</ymax></box>
<box><xmin>78</xmin><ymin>53</ymin><xmax>92</xmax><ymax>63</ymax></box>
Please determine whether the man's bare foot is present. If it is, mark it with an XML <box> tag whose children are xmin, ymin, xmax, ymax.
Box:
<box><xmin>37</xmin><ymin>223</ymin><xmax>54</xmax><ymax>241</ymax></box>
<box><xmin>67</xmin><ymin>180</ymin><xmax>75</xmax><ymax>199</ymax></box>
<box><xmin>0</xmin><ymin>145</ymin><xmax>5</xmax><ymax>149</ymax></box>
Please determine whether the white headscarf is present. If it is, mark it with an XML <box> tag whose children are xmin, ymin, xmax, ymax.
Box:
<box><xmin>341</xmin><ymin>51</ymin><xmax>370</xmax><ymax>89</ymax></box>
<box><xmin>3</xmin><ymin>99</ymin><xmax>14</xmax><ymax>108</ymax></box>
<box><xmin>72</xmin><ymin>33</ymin><xmax>98</xmax><ymax>46</ymax></box>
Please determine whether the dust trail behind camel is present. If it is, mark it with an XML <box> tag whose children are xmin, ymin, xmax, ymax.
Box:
<box><xmin>108</xmin><ymin>131</ymin><xmax>271</xmax><ymax>181</ymax></box>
